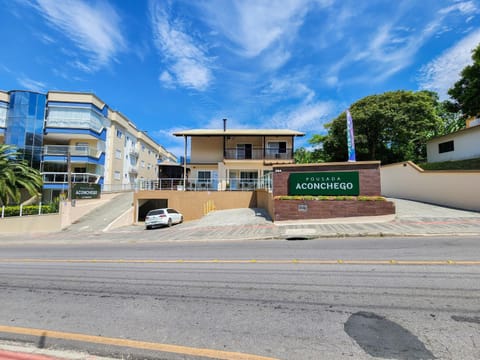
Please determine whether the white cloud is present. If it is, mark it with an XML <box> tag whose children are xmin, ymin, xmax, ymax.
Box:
<box><xmin>25</xmin><ymin>0</ymin><xmax>126</xmax><ymax>72</ymax></box>
<box><xmin>159</xmin><ymin>71</ymin><xmax>175</xmax><ymax>88</ymax></box>
<box><xmin>269</xmin><ymin>101</ymin><xmax>334</xmax><ymax>132</ymax></box>
<box><xmin>325</xmin><ymin>1</ymin><xmax>479</xmax><ymax>86</ymax></box>
<box><xmin>17</xmin><ymin>76</ymin><xmax>47</xmax><ymax>92</ymax></box>
<box><xmin>202</xmin><ymin>0</ymin><xmax>310</xmax><ymax>57</ymax></box>
<box><xmin>199</xmin><ymin>0</ymin><xmax>320</xmax><ymax>71</ymax></box>
<box><xmin>149</xmin><ymin>1</ymin><xmax>213</xmax><ymax>91</ymax></box>
<box><xmin>418</xmin><ymin>29</ymin><xmax>480</xmax><ymax>100</ymax></box>
<box><xmin>262</xmin><ymin>74</ymin><xmax>316</xmax><ymax>102</ymax></box>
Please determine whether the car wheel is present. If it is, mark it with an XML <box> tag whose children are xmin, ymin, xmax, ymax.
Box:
<box><xmin>167</xmin><ymin>218</ymin><xmax>172</xmax><ymax>227</ymax></box>
<box><xmin>146</xmin><ymin>225</ymin><xmax>151</xmax><ymax>230</ymax></box>
<box><xmin>180</xmin><ymin>216</ymin><xmax>183</xmax><ymax>223</ymax></box>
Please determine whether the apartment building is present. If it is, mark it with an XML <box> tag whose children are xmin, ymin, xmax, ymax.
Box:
<box><xmin>173</xmin><ymin>122</ymin><xmax>304</xmax><ymax>191</ymax></box>
<box><xmin>0</xmin><ymin>90</ymin><xmax>176</xmax><ymax>202</ymax></box>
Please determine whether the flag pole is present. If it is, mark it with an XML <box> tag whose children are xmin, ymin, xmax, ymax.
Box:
<box><xmin>346</xmin><ymin>109</ymin><xmax>356</xmax><ymax>162</ymax></box>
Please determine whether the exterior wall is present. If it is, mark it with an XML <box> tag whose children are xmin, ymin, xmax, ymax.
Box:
<box><xmin>256</xmin><ymin>189</ymin><xmax>274</xmax><ymax>220</ymax></box>
<box><xmin>0</xmin><ymin>91</ymin><xmax>8</xmax><ymax>138</ymax></box>
<box><xmin>274</xmin><ymin>200</ymin><xmax>395</xmax><ymax>221</ymax></box>
<box><xmin>191</xmin><ymin>136</ymin><xmax>223</xmax><ymax>163</ymax></box>
<box><xmin>381</xmin><ymin>161</ymin><xmax>480</xmax><ymax>211</ymax></box>
<box><xmin>108</xmin><ymin>122</ymin><xmax>126</xmax><ymax>186</ymax></box>
<box><xmin>137</xmin><ymin>137</ymin><xmax>159</xmax><ymax>180</ymax></box>
<box><xmin>272</xmin><ymin>162</ymin><xmax>395</xmax><ymax>221</ymax></box>
<box><xmin>427</xmin><ymin>125</ymin><xmax>480</xmax><ymax>162</ymax></box>
<box><xmin>48</xmin><ymin>91</ymin><xmax>106</xmax><ymax>111</ymax></box>
<box><xmin>273</xmin><ymin>162</ymin><xmax>382</xmax><ymax>197</ymax></box>
<box><xmin>134</xmin><ymin>190</ymin><xmax>256</xmax><ymax>221</ymax></box>
<box><xmin>0</xmin><ymin>214</ymin><xmax>62</xmax><ymax>233</ymax></box>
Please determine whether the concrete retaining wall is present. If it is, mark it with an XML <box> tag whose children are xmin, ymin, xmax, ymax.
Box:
<box><xmin>0</xmin><ymin>213</ymin><xmax>62</xmax><ymax>233</ymax></box>
<box><xmin>134</xmin><ymin>191</ymin><xmax>257</xmax><ymax>221</ymax></box>
<box><xmin>381</xmin><ymin>161</ymin><xmax>480</xmax><ymax>211</ymax></box>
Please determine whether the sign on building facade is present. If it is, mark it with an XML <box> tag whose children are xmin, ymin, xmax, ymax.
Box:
<box><xmin>288</xmin><ymin>171</ymin><xmax>359</xmax><ymax>196</ymax></box>
<box><xmin>72</xmin><ymin>183</ymin><xmax>101</xmax><ymax>199</ymax></box>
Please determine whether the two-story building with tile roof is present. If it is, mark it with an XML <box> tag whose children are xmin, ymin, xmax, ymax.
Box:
<box><xmin>173</xmin><ymin>121</ymin><xmax>304</xmax><ymax>191</ymax></box>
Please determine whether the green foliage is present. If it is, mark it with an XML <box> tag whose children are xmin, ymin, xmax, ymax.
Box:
<box><xmin>419</xmin><ymin>157</ymin><xmax>480</xmax><ymax>170</ymax></box>
<box><xmin>314</xmin><ymin>90</ymin><xmax>443</xmax><ymax>164</ymax></box>
<box><xmin>0</xmin><ymin>144</ymin><xmax>43</xmax><ymax>205</ymax></box>
<box><xmin>274</xmin><ymin>195</ymin><xmax>386</xmax><ymax>201</ymax></box>
<box><xmin>1</xmin><ymin>203</ymin><xmax>59</xmax><ymax>217</ymax></box>
<box><xmin>447</xmin><ymin>43</ymin><xmax>480</xmax><ymax>118</ymax></box>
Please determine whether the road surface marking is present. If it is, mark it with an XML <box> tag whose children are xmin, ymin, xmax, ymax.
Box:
<box><xmin>1</xmin><ymin>259</ymin><xmax>480</xmax><ymax>265</ymax></box>
<box><xmin>0</xmin><ymin>325</ymin><xmax>278</xmax><ymax>360</ymax></box>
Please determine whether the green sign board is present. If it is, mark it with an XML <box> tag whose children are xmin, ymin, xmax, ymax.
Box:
<box><xmin>288</xmin><ymin>171</ymin><xmax>359</xmax><ymax>196</ymax></box>
<box><xmin>72</xmin><ymin>183</ymin><xmax>101</xmax><ymax>199</ymax></box>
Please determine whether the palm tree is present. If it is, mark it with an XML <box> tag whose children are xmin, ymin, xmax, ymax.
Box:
<box><xmin>0</xmin><ymin>144</ymin><xmax>43</xmax><ymax>205</ymax></box>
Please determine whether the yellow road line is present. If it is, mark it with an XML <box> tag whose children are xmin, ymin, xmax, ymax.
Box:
<box><xmin>1</xmin><ymin>258</ymin><xmax>480</xmax><ymax>265</ymax></box>
<box><xmin>0</xmin><ymin>325</ymin><xmax>278</xmax><ymax>360</ymax></box>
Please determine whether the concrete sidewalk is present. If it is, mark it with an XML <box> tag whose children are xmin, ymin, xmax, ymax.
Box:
<box><xmin>1</xmin><ymin>198</ymin><xmax>480</xmax><ymax>245</ymax></box>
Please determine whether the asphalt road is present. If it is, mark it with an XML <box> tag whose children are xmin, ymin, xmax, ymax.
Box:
<box><xmin>1</xmin><ymin>238</ymin><xmax>480</xmax><ymax>359</ymax></box>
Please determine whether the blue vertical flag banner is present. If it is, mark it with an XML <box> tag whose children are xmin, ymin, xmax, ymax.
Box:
<box><xmin>346</xmin><ymin>109</ymin><xmax>356</xmax><ymax>162</ymax></box>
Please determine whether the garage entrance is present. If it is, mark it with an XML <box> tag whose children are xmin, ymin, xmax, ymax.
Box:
<box><xmin>138</xmin><ymin>199</ymin><xmax>168</xmax><ymax>221</ymax></box>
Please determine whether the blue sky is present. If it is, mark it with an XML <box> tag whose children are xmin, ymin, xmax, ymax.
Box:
<box><xmin>1</xmin><ymin>0</ymin><xmax>480</xmax><ymax>158</ymax></box>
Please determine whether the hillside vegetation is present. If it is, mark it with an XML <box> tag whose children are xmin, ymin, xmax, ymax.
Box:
<box><xmin>419</xmin><ymin>158</ymin><xmax>480</xmax><ymax>170</ymax></box>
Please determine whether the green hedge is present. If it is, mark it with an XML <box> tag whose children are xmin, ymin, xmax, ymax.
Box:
<box><xmin>1</xmin><ymin>204</ymin><xmax>59</xmax><ymax>217</ymax></box>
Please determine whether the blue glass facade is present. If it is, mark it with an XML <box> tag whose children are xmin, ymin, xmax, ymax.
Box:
<box><xmin>5</xmin><ymin>91</ymin><xmax>46</xmax><ymax>169</ymax></box>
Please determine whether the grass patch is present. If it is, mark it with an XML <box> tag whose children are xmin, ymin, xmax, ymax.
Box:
<box><xmin>419</xmin><ymin>157</ymin><xmax>480</xmax><ymax>170</ymax></box>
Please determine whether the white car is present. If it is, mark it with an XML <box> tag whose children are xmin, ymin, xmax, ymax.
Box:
<box><xmin>145</xmin><ymin>208</ymin><xmax>183</xmax><ymax>229</ymax></box>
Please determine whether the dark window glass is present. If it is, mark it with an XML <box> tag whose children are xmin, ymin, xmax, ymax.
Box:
<box><xmin>438</xmin><ymin>140</ymin><xmax>454</xmax><ymax>153</ymax></box>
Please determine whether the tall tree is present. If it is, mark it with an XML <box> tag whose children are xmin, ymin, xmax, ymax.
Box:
<box><xmin>0</xmin><ymin>144</ymin><xmax>43</xmax><ymax>205</ymax></box>
<box><xmin>447</xmin><ymin>43</ymin><xmax>480</xmax><ymax>118</ymax></box>
<box><xmin>315</xmin><ymin>90</ymin><xmax>442</xmax><ymax>164</ymax></box>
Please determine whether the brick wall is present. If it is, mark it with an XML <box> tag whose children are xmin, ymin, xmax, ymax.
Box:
<box><xmin>274</xmin><ymin>199</ymin><xmax>395</xmax><ymax>221</ymax></box>
<box><xmin>272</xmin><ymin>161</ymin><xmax>395</xmax><ymax>220</ymax></box>
<box><xmin>273</xmin><ymin>162</ymin><xmax>382</xmax><ymax>196</ymax></box>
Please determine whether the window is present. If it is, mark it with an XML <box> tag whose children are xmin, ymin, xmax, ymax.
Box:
<box><xmin>116</xmin><ymin>129</ymin><xmax>123</xmax><ymax>138</ymax></box>
<box><xmin>198</xmin><ymin>171</ymin><xmax>211</xmax><ymax>180</ymax></box>
<box><xmin>147</xmin><ymin>163</ymin><xmax>151</xmax><ymax>170</ymax></box>
<box><xmin>114</xmin><ymin>171</ymin><xmax>121</xmax><ymax>180</ymax></box>
<box><xmin>268</xmin><ymin>141</ymin><xmax>287</xmax><ymax>153</ymax></box>
<box><xmin>141</xmin><ymin>160</ymin><xmax>145</xmax><ymax>168</ymax></box>
<box><xmin>75</xmin><ymin>142</ymin><xmax>88</xmax><ymax>151</ymax></box>
<box><xmin>236</xmin><ymin>144</ymin><xmax>252</xmax><ymax>159</ymax></box>
<box><xmin>439</xmin><ymin>140</ymin><xmax>454</xmax><ymax>153</ymax></box>
<box><xmin>115</xmin><ymin>149</ymin><xmax>122</xmax><ymax>159</ymax></box>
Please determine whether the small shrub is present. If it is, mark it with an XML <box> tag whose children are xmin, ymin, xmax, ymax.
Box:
<box><xmin>274</xmin><ymin>195</ymin><xmax>386</xmax><ymax>201</ymax></box>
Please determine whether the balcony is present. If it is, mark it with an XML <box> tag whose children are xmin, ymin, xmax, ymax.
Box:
<box><xmin>43</xmin><ymin>145</ymin><xmax>102</xmax><ymax>158</ymax></box>
<box><xmin>42</xmin><ymin>172</ymin><xmax>100</xmax><ymax>184</ymax></box>
<box><xmin>137</xmin><ymin>177</ymin><xmax>272</xmax><ymax>192</ymax></box>
<box><xmin>224</xmin><ymin>147</ymin><xmax>293</xmax><ymax>161</ymax></box>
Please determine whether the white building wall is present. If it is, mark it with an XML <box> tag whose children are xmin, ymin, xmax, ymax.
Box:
<box><xmin>381</xmin><ymin>162</ymin><xmax>480</xmax><ymax>211</ymax></box>
<box><xmin>427</xmin><ymin>126</ymin><xmax>480</xmax><ymax>162</ymax></box>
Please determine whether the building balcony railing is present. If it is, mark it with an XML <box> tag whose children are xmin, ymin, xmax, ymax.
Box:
<box><xmin>224</xmin><ymin>148</ymin><xmax>293</xmax><ymax>160</ymax></box>
<box><xmin>129</xmin><ymin>150</ymin><xmax>139</xmax><ymax>158</ymax></box>
<box><xmin>137</xmin><ymin>176</ymin><xmax>272</xmax><ymax>192</ymax></box>
<box><xmin>42</xmin><ymin>172</ymin><xmax>100</xmax><ymax>184</ymax></box>
<box><xmin>43</xmin><ymin>145</ymin><xmax>102</xmax><ymax>158</ymax></box>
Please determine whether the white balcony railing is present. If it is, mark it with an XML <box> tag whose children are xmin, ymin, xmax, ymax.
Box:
<box><xmin>42</xmin><ymin>172</ymin><xmax>100</xmax><ymax>184</ymax></box>
<box><xmin>43</xmin><ymin>145</ymin><xmax>102</xmax><ymax>158</ymax></box>
<box><xmin>137</xmin><ymin>176</ymin><xmax>272</xmax><ymax>192</ymax></box>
